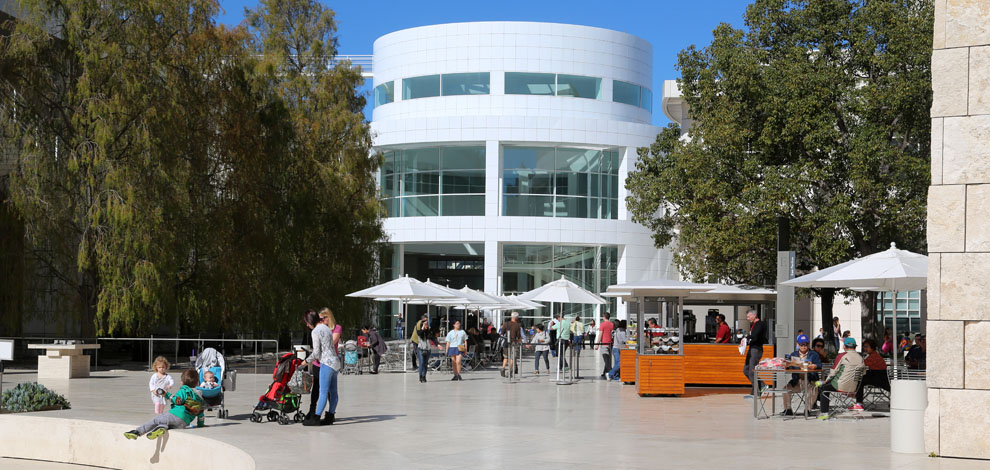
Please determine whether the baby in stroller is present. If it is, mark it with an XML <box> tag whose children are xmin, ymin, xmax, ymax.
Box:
<box><xmin>195</xmin><ymin>347</ymin><xmax>230</xmax><ymax>419</ymax></box>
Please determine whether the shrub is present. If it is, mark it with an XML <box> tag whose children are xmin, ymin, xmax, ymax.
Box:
<box><xmin>1</xmin><ymin>382</ymin><xmax>71</xmax><ymax>412</ymax></box>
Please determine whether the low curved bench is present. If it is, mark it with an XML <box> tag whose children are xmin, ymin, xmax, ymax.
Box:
<box><xmin>0</xmin><ymin>415</ymin><xmax>255</xmax><ymax>470</ymax></box>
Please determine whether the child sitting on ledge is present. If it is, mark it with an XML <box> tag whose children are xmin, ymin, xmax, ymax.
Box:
<box><xmin>125</xmin><ymin>369</ymin><xmax>205</xmax><ymax>440</ymax></box>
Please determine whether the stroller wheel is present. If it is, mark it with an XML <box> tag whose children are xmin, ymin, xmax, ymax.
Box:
<box><xmin>278</xmin><ymin>414</ymin><xmax>290</xmax><ymax>425</ymax></box>
<box><xmin>267</xmin><ymin>411</ymin><xmax>278</xmax><ymax>422</ymax></box>
<box><xmin>219</xmin><ymin>409</ymin><xmax>228</xmax><ymax>419</ymax></box>
<box><xmin>250</xmin><ymin>412</ymin><xmax>262</xmax><ymax>423</ymax></box>
<box><xmin>294</xmin><ymin>412</ymin><xmax>304</xmax><ymax>423</ymax></box>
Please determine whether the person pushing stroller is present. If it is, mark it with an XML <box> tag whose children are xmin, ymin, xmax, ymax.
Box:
<box><xmin>125</xmin><ymin>369</ymin><xmax>205</xmax><ymax>440</ymax></box>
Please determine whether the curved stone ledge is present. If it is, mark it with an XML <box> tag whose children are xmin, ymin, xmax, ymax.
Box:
<box><xmin>0</xmin><ymin>415</ymin><xmax>255</xmax><ymax>470</ymax></box>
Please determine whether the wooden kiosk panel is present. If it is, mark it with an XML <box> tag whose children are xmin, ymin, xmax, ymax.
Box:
<box><xmin>637</xmin><ymin>355</ymin><xmax>685</xmax><ymax>395</ymax></box>
<box><xmin>682</xmin><ymin>344</ymin><xmax>775</xmax><ymax>385</ymax></box>
<box><xmin>619</xmin><ymin>348</ymin><xmax>637</xmax><ymax>384</ymax></box>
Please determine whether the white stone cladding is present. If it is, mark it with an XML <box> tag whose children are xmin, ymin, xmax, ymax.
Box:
<box><xmin>926</xmin><ymin>0</ymin><xmax>990</xmax><ymax>460</ymax></box>
<box><xmin>370</xmin><ymin>22</ymin><xmax>675</xmax><ymax>318</ymax></box>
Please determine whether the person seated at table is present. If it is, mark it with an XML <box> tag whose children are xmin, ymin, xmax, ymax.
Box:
<box><xmin>812</xmin><ymin>337</ymin><xmax>831</xmax><ymax>363</ymax></box>
<box><xmin>781</xmin><ymin>334</ymin><xmax>822</xmax><ymax>416</ymax></box>
<box><xmin>852</xmin><ymin>338</ymin><xmax>891</xmax><ymax>410</ymax></box>
<box><xmin>817</xmin><ymin>337</ymin><xmax>866</xmax><ymax>420</ymax></box>
<box><xmin>905</xmin><ymin>334</ymin><xmax>926</xmax><ymax>370</ymax></box>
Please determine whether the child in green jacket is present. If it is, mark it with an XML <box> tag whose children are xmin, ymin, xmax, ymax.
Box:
<box><xmin>125</xmin><ymin>369</ymin><xmax>206</xmax><ymax>440</ymax></box>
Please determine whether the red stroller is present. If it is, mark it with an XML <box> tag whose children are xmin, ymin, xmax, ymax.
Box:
<box><xmin>250</xmin><ymin>352</ymin><xmax>305</xmax><ymax>425</ymax></box>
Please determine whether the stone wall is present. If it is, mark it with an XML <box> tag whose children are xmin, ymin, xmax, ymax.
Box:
<box><xmin>926</xmin><ymin>0</ymin><xmax>990</xmax><ymax>460</ymax></box>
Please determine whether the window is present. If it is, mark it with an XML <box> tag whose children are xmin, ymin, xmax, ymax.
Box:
<box><xmin>374</xmin><ymin>81</ymin><xmax>394</xmax><ymax>106</ymax></box>
<box><xmin>403</xmin><ymin>74</ymin><xmax>441</xmax><ymax>99</ymax></box>
<box><xmin>503</xmin><ymin>146</ymin><xmax>619</xmax><ymax>219</ymax></box>
<box><xmin>556</xmin><ymin>74</ymin><xmax>601</xmax><ymax>99</ymax></box>
<box><xmin>505</xmin><ymin>72</ymin><xmax>556</xmax><ymax>95</ymax></box>
<box><xmin>876</xmin><ymin>291</ymin><xmax>923</xmax><ymax>334</ymax></box>
<box><xmin>613</xmin><ymin>80</ymin><xmax>640</xmax><ymax>107</ymax></box>
<box><xmin>381</xmin><ymin>146</ymin><xmax>486</xmax><ymax>217</ymax></box>
<box><xmin>613</xmin><ymin>80</ymin><xmax>653</xmax><ymax>112</ymax></box>
<box><xmin>442</xmin><ymin>72</ymin><xmax>490</xmax><ymax>96</ymax></box>
<box><xmin>502</xmin><ymin>244</ymin><xmax>618</xmax><ymax>319</ymax></box>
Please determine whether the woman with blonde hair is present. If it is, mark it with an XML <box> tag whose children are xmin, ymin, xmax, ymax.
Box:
<box><xmin>304</xmin><ymin>307</ymin><xmax>342</xmax><ymax>426</ymax></box>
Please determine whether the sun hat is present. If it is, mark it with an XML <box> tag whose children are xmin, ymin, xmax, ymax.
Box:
<box><xmin>796</xmin><ymin>334</ymin><xmax>809</xmax><ymax>345</ymax></box>
<box><xmin>844</xmin><ymin>337</ymin><xmax>857</xmax><ymax>348</ymax></box>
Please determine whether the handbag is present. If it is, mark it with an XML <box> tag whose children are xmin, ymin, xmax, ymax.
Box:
<box><xmin>458</xmin><ymin>343</ymin><xmax>467</xmax><ymax>353</ymax></box>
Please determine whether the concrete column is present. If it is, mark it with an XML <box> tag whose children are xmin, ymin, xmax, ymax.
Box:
<box><xmin>926</xmin><ymin>0</ymin><xmax>990</xmax><ymax>460</ymax></box>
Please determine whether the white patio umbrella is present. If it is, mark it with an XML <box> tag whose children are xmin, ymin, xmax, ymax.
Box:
<box><xmin>781</xmin><ymin>242</ymin><xmax>928</xmax><ymax>371</ymax></box>
<box><xmin>518</xmin><ymin>276</ymin><xmax>606</xmax><ymax>383</ymax></box>
<box><xmin>388</xmin><ymin>279</ymin><xmax>469</xmax><ymax>330</ymax></box>
<box><xmin>347</xmin><ymin>275</ymin><xmax>460</xmax><ymax>335</ymax></box>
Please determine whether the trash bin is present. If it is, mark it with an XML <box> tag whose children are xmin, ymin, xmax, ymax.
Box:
<box><xmin>890</xmin><ymin>379</ymin><xmax>927</xmax><ymax>453</ymax></box>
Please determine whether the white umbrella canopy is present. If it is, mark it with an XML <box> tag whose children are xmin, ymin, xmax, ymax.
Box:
<box><xmin>518</xmin><ymin>276</ymin><xmax>607</xmax><ymax>305</ymax></box>
<box><xmin>604</xmin><ymin>278</ymin><xmax>714</xmax><ymax>299</ymax></box>
<box><xmin>780</xmin><ymin>243</ymin><xmax>928</xmax><ymax>291</ymax></box>
<box><xmin>689</xmin><ymin>284</ymin><xmax>777</xmax><ymax>302</ymax></box>
<box><xmin>346</xmin><ymin>275</ymin><xmax>461</xmax><ymax>300</ymax></box>
<box><xmin>779</xmin><ymin>242</ymin><xmax>928</xmax><ymax>371</ymax></box>
<box><xmin>502</xmin><ymin>294</ymin><xmax>541</xmax><ymax>311</ymax></box>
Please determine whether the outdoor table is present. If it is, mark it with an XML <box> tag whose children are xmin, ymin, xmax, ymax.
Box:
<box><xmin>27</xmin><ymin>343</ymin><xmax>101</xmax><ymax>379</ymax></box>
<box><xmin>753</xmin><ymin>365</ymin><xmax>819</xmax><ymax>419</ymax></box>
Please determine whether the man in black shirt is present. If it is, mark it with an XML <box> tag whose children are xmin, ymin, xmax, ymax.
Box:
<box><xmin>743</xmin><ymin>309</ymin><xmax>767</xmax><ymax>397</ymax></box>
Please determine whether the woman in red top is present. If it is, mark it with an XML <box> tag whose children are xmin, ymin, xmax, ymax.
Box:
<box><xmin>714</xmin><ymin>314</ymin><xmax>731</xmax><ymax>343</ymax></box>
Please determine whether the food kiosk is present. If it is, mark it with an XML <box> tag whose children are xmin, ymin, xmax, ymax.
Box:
<box><xmin>604</xmin><ymin>282</ymin><xmax>777</xmax><ymax>396</ymax></box>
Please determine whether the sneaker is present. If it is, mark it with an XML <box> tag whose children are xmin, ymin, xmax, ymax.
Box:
<box><xmin>500</xmin><ymin>368</ymin><xmax>506</xmax><ymax>377</ymax></box>
<box><xmin>534</xmin><ymin>370</ymin><xmax>539</xmax><ymax>375</ymax></box>
<box><xmin>451</xmin><ymin>375</ymin><xmax>458</xmax><ymax>381</ymax></box>
<box><xmin>606</xmin><ymin>375</ymin><xmax>612</xmax><ymax>382</ymax></box>
<box><xmin>146</xmin><ymin>426</ymin><xmax>167</xmax><ymax>440</ymax></box>
<box><xmin>782</xmin><ymin>409</ymin><xmax>794</xmax><ymax>416</ymax></box>
<box><xmin>850</xmin><ymin>404</ymin><xmax>865</xmax><ymax>411</ymax></box>
<box><xmin>123</xmin><ymin>430</ymin><xmax>139</xmax><ymax>440</ymax></box>
<box><xmin>320</xmin><ymin>412</ymin><xmax>334</xmax><ymax>426</ymax></box>
<box><xmin>818</xmin><ymin>413</ymin><xmax>830</xmax><ymax>421</ymax></box>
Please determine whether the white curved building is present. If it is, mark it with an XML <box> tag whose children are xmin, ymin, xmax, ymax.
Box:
<box><xmin>370</xmin><ymin>22</ymin><xmax>675</xmax><ymax>327</ymax></box>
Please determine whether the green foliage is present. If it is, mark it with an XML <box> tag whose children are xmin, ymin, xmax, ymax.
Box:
<box><xmin>1</xmin><ymin>382</ymin><xmax>71</xmax><ymax>412</ymax></box>
<box><xmin>627</xmin><ymin>0</ymin><xmax>932</xmax><ymax>289</ymax></box>
<box><xmin>0</xmin><ymin>0</ymin><xmax>384</xmax><ymax>336</ymax></box>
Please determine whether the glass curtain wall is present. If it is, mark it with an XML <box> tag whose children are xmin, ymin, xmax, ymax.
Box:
<box><xmin>374</xmin><ymin>81</ymin><xmax>394</xmax><ymax>106</ymax></box>
<box><xmin>381</xmin><ymin>146</ymin><xmax>486</xmax><ymax>217</ymax></box>
<box><xmin>613</xmin><ymin>80</ymin><xmax>652</xmax><ymax>111</ymax></box>
<box><xmin>503</xmin><ymin>146</ymin><xmax>619</xmax><ymax>219</ymax></box>
<box><xmin>505</xmin><ymin>72</ymin><xmax>601</xmax><ymax>99</ymax></box>
<box><xmin>502</xmin><ymin>244</ymin><xmax>618</xmax><ymax>322</ymax></box>
<box><xmin>876</xmin><ymin>291</ymin><xmax>923</xmax><ymax>335</ymax></box>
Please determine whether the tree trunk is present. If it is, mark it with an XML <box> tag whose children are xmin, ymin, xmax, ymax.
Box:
<box><xmin>859</xmin><ymin>291</ymin><xmax>881</xmax><ymax>344</ymax></box>
<box><xmin>819</xmin><ymin>288</ymin><xmax>837</xmax><ymax>356</ymax></box>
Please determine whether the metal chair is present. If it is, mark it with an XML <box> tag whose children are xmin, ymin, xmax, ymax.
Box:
<box><xmin>821</xmin><ymin>368</ymin><xmax>864</xmax><ymax>417</ymax></box>
<box><xmin>754</xmin><ymin>368</ymin><xmax>791</xmax><ymax>419</ymax></box>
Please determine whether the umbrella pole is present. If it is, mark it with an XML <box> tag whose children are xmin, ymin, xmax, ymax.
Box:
<box><xmin>891</xmin><ymin>289</ymin><xmax>898</xmax><ymax>373</ymax></box>
<box><xmin>403</xmin><ymin>300</ymin><xmax>408</xmax><ymax>371</ymax></box>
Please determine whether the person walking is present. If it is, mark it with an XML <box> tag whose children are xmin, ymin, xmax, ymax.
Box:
<box><xmin>443</xmin><ymin>320</ymin><xmax>469</xmax><ymax>381</ymax></box>
<box><xmin>362</xmin><ymin>326</ymin><xmax>387</xmax><ymax>374</ymax></box>
<box><xmin>410</xmin><ymin>314</ymin><xmax>427</xmax><ymax>370</ymax></box>
<box><xmin>598</xmin><ymin>313</ymin><xmax>614</xmax><ymax>378</ymax></box>
<box><xmin>607</xmin><ymin>320</ymin><xmax>628</xmax><ymax>381</ymax></box>
<box><xmin>586</xmin><ymin>320</ymin><xmax>596</xmax><ymax>352</ymax></box>
<box><xmin>501</xmin><ymin>312</ymin><xmax>523</xmax><ymax>377</ymax></box>
<box><xmin>416</xmin><ymin>318</ymin><xmax>435</xmax><ymax>383</ymax></box>
<box><xmin>303</xmin><ymin>308</ymin><xmax>342</xmax><ymax>426</ymax></box>
<box><xmin>571</xmin><ymin>316</ymin><xmax>585</xmax><ymax>355</ymax></box>
<box><xmin>531</xmin><ymin>324</ymin><xmax>551</xmax><ymax>374</ymax></box>
<box><xmin>553</xmin><ymin>314</ymin><xmax>573</xmax><ymax>371</ymax></box>
<box><xmin>302</xmin><ymin>310</ymin><xmax>323</xmax><ymax>420</ymax></box>
<box><xmin>743</xmin><ymin>309</ymin><xmax>767</xmax><ymax>398</ymax></box>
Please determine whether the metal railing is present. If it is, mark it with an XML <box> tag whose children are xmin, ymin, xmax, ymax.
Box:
<box><xmin>0</xmin><ymin>335</ymin><xmax>281</xmax><ymax>373</ymax></box>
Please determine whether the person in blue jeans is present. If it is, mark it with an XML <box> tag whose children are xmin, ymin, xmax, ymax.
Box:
<box><xmin>417</xmin><ymin>319</ymin><xmax>435</xmax><ymax>383</ymax></box>
<box><xmin>607</xmin><ymin>320</ymin><xmax>628</xmax><ymax>381</ymax></box>
<box><xmin>304</xmin><ymin>308</ymin><xmax>341</xmax><ymax>426</ymax></box>
<box><xmin>530</xmin><ymin>324</ymin><xmax>551</xmax><ymax>374</ymax></box>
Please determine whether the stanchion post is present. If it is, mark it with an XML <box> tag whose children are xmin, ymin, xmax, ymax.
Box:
<box><xmin>148</xmin><ymin>335</ymin><xmax>153</xmax><ymax>372</ymax></box>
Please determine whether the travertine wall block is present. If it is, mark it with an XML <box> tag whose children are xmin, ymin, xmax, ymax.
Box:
<box><xmin>928</xmin><ymin>253</ymin><xmax>941</xmax><ymax>320</ymax></box>
<box><xmin>925</xmin><ymin>388</ymin><xmax>940</xmax><ymax>454</ymax></box>
<box><xmin>932</xmin><ymin>118</ymin><xmax>944</xmax><ymax>184</ymax></box>
<box><xmin>938</xmin><ymin>389</ymin><xmax>990</xmax><ymax>458</ymax></box>
<box><xmin>939</xmin><ymin>253</ymin><xmax>990</xmax><ymax>321</ymax></box>
<box><xmin>927</xmin><ymin>321</ymin><xmax>964</xmax><ymax>388</ymax></box>
<box><xmin>926</xmin><ymin>185</ymin><xmax>966</xmax><ymax>252</ymax></box>
<box><xmin>943</xmin><ymin>115</ymin><xmax>990</xmax><ymax>184</ymax></box>
<box><xmin>934</xmin><ymin>0</ymin><xmax>947</xmax><ymax>49</ymax></box>
<box><xmin>945</xmin><ymin>0</ymin><xmax>990</xmax><ymax>49</ymax></box>
<box><xmin>931</xmin><ymin>48</ymin><xmax>969</xmax><ymax>117</ymax></box>
<box><xmin>965</xmin><ymin>184</ymin><xmax>990</xmax><ymax>251</ymax></box>
<box><xmin>964</xmin><ymin>321</ymin><xmax>990</xmax><ymax>389</ymax></box>
<box><xmin>970</xmin><ymin>46</ymin><xmax>990</xmax><ymax>115</ymax></box>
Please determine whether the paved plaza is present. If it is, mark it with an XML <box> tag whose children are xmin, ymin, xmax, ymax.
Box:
<box><xmin>0</xmin><ymin>356</ymin><xmax>984</xmax><ymax>470</ymax></box>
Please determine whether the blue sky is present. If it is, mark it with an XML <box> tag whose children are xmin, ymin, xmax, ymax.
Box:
<box><xmin>216</xmin><ymin>0</ymin><xmax>752</xmax><ymax>126</ymax></box>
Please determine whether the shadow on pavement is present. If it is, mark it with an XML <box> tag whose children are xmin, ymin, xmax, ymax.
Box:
<box><xmin>333</xmin><ymin>414</ymin><xmax>405</xmax><ymax>425</ymax></box>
